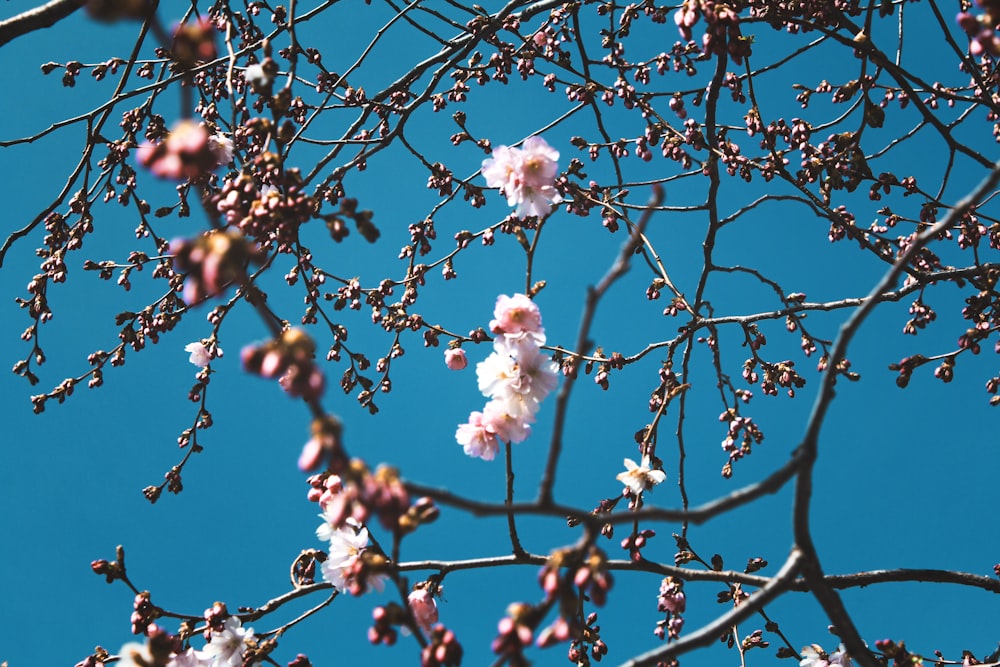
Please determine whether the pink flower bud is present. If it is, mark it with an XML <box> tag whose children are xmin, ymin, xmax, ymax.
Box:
<box><xmin>298</xmin><ymin>437</ymin><xmax>324</xmax><ymax>472</ymax></box>
<box><xmin>408</xmin><ymin>588</ymin><xmax>439</xmax><ymax>632</ymax></box>
<box><xmin>444</xmin><ymin>348</ymin><xmax>468</xmax><ymax>370</ymax></box>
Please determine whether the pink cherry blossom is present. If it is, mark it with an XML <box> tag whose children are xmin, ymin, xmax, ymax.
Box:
<box><xmin>137</xmin><ymin>121</ymin><xmax>232</xmax><ymax>181</ymax></box>
<box><xmin>455</xmin><ymin>410</ymin><xmax>502</xmax><ymax>460</ymax></box>
<box><xmin>482</xmin><ymin>399</ymin><xmax>532</xmax><ymax>444</ymax></box>
<box><xmin>476</xmin><ymin>340</ymin><xmax>559</xmax><ymax>420</ymax></box>
<box><xmin>489</xmin><ymin>293</ymin><xmax>544</xmax><ymax>340</ymax></box>
<box><xmin>185</xmin><ymin>340</ymin><xmax>221</xmax><ymax>367</ymax></box>
<box><xmin>444</xmin><ymin>348</ymin><xmax>468</xmax><ymax>370</ymax></box>
<box><xmin>481</xmin><ymin>136</ymin><xmax>562</xmax><ymax>218</ymax></box>
<box><xmin>408</xmin><ymin>587</ymin><xmax>439</xmax><ymax>632</ymax></box>
<box><xmin>185</xmin><ymin>341</ymin><xmax>212</xmax><ymax>367</ymax></box>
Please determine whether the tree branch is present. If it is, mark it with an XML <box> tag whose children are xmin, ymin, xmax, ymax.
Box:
<box><xmin>0</xmin><ymin>0</ymin><xmax>83</xmax><ymax>49</ymax></box>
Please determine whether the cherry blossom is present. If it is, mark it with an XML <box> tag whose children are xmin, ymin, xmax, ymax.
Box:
<box><xmin>481</xmin><ymin>136</ymin><xmax>562</xmax><ymax>218</ymax></box>
<box><xmin>201</xmin><ymin>616</ymin><xmax>255</xmax><ymax>667</ymax></box>
<box><xmin>616</xmin><ymin>455</ymin><xmax>666</xmax><ymax>495</ymax></box>
<box><xmin>115</xmin><ymin>642</ymin><xmax>154</xmax><ymax>667</ymax></box>
<box><xmin>137</xmin><ymin>121</ymin><xmax>227</xmax><ymax>181</ymax></box>
<box><xmin>319</xmin><ymin>518</ymin><xmax>386</xmax><ymax>594</ymax></box>
<box><xmin>169</xmin><ymin>649</ymin><xmax>211</xmax><ymax>667</ymax></box>
<box><xmin>476</xmin><ymin>340</ymin><xmax>559</xmax><ymax>421</ymax></box>
<box><xmin>185</xmin><ymin>341</ymin><xmax>221</xmax><ymax>367</ymax></box>
<box><xmin>208</xmin><ymin>133</ymin><xmax>234</xmax><ymax>165</ymax></box>
<box><xmin>408</xmin><ymin>587</ymin><xmax>439</xmax><ymax>633</ymax></box>
<box><xmin>444</xmin><ymin>348</ymin><xmax>468</xmax><ymax>370</ymax></box>
<box><xmin>456</xmin><ymin>295</ymin><xmax>559</xmax><ymax>459</ymax></box>
<box><xmin>799</xmin><ymin>644</ymin><xmax>852</xmax><ymax>667</ymax></box>
<box><xmin>489</xmin><ymin>293</ymin><xmax>544</xmax><ymax>342</ymax></box>
<box><xmin>455</xmin><ymin>409</ymin><xmax>502</xmax><ymax>461</ymax></box>
<box><xmin>244</xmin><ymin>63</ymin><xmax>270</xmax><ymax>88</ymax></box>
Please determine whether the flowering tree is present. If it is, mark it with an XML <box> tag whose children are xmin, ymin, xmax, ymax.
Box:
<box><xmin>2</xmin><ymin>0</ymin><xmax>1000</xmax><ymax>666</ymax></box>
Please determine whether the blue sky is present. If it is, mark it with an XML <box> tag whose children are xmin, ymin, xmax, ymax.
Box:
<box><xmin>1</xmin><ymin>3</ymin><xmax>999</xmax><ymax>667</ymax></box>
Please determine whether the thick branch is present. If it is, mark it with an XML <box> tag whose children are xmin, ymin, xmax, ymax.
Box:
<box><xmin>0</xmin><ymin>0</ymin><xmax>83</xmax><ymax>48</ymax></box>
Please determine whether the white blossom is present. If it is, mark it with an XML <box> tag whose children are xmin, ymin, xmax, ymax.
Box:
<box><xmin>201</xmin><ymin>616</ymin><xmax>255</xmax><ymax>667</ymax></box>
<box><xmin>185</xmin><ymin>341</ymin><xmax>221</xmax><ymax>367</ymax></box>
<box><xmin>616</xmin><ymin>455</ymin><xmax>666</xmax><ymax>494</ymax></box>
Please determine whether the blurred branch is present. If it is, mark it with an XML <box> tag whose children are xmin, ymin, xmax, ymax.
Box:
<box><xmin>538</xmin><ymin>184</ymin><xmax>666</xmax><ymax>506</ymax></box>
<box><xmin>0</xmin><ymin>0</ymin><xmax>83</xmax><ymax>49</ymax></box>
<box><xmin>793</xmin><ymin>159</ymin><xmax>1000</xmax><ymax>667</ymax></box>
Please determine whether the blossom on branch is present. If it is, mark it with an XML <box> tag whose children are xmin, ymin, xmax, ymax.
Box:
<box><xmin>185</xmin><ymin>340</ymin><xmax>222</xmax><ymax>367</ymax></box>
<box><xmin>136</xmin><ymin>121</ymin><xmax>229</xmax><ymax>181</ymax></box>
<box><xmin>444</xmin><ymin>348</ymin><xmax>468</xmax><ymax>370</ymax></box>
<box><xmin>408</xmin><ymin>585</ymin><xmax>440</xmax><ymax>633</ymax></box>
<box><xmin>481</xmin><ymin>136</ymin><xmax>562</xmax><ymax>218</ymax></box>
<box><xmin>476</xmin><ymin>340</ymin><xmax>558</xmax><ymax>421</ymax></box>
<box><xmin>616</xmin><ymin>455</ymin><xmax>666</xmax><ymax>495</ymax></box>
<box><xmin>799</xmin><ymin>644</ymin><xmax>852</xmax><ymax>667</ymax></box>
<box><xmin>456</xmin><ymin>294</ymin><xmax>558</xmax><ymax>459</ymax></box>
<box><xmin>455</xmin><ymin>407</ymin><xmax>503</xmax><ymax>461</ymax></box>
<box><xmin>201</xmin><ymin>616</ymin><xmax>256</xmax><ymax>667</ymax></box>
<box><xmin>319</xmin><ymin>518</ymin><xmax>387</xmax><ymax>595</ymax></box>
<box><xmin>489</xmin><ymin>293</ymin><xmax>545</xmax><ymax>343</ymax></box>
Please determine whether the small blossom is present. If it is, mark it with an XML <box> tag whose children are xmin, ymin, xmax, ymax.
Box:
<box><xmin>185</xmin><ymin>340</ymin><xmax>221</xmax><ymax>367</ymax></box>
<box><xmin>208</xmin><ymin>133</ymin><xmax>234</xmax><ymax>165</ymax></box>
<box><xmin>800</xmin><ymin>644</ymin><xmax>852</xmax><ymax>667</ymax></box>
<box><xmin>616</xmin><ymin>455</ymin><xmax>666</xmax><ymax>494</ymax></box>
<box><xmin>115</xmin><ymin>642</ymin><xmax>154</xmax><ymax>667</ymax></box>
<box><xmin>244</xmin><ymin>63</ymin><xmax>270</xmax><ymax>88</ymax></box>
<box><xmin>455</xmin><ymin>410</ymin><xmax>502</xmax><ymax>461</ymax></box>
<box><xmin>489</xmin><ymin>293</ymin><xmax>544</xmax><ymax>342</ymax></box>
<box><xmin>444</xmin><ymin>348</ymin><xmax>468</xmax><ymax>370</ymax></box>
<box><xmin>408</xmin><ymin>587</ymin><xmax>439</xmax><ymax>633</ymax></box>
<box><xmin>201</xmin><ymin>616</ymin><xmax>254</xmax><ymax>667</ymax></box>
<box><xmin>320</xmin><ymin>518</ymin><xmax>385</xmax><ymax>594</ymax></box>
<box><xmin>137</xmin><ymin>121</ymin><xmax>224</xmax><ymax>180</ymax></box>
<box><xmin>298</xmin><ymin>415</ymin><xmax>344</xmax><ymax>472</ymax></box>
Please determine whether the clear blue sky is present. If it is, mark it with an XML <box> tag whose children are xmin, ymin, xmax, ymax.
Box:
<box><xmin>1</xmin><ymin>3</ymin><xmax>998</xmax><ymax>667</ymax></box>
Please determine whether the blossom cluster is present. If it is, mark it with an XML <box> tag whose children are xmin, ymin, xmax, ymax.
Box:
<box><xmin>455</xmin><ymin>294</ymin><xmax>559</xmax><ymax>461</ymax></box>
<box><xmin>481</xmin><ymin>136</ymin><xmax>562</xmax><ymax>218</ymax></box>
<box><xmin>112</xmin><ymin>615</ymin><xmax>259</xmax><ymax>667</ymax></box>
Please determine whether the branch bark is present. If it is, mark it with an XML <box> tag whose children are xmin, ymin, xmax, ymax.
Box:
<box><xmin>0</xmin><ymin>0</ymin><xmax>83</xmax><ymax>49</ymax></box>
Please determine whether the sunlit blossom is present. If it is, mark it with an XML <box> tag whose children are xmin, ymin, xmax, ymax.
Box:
<box><xmin>490</xmin><ymin>293</ymin><xmax>544</xmax><ymax>343</ymax></box>
<box><xmin>616</xmin><ymin>455</ymin><xmax>666</xmax><ymax>494</ymax></box>
<box><xmin>455</xmin><ymin>409</ymin><xmax>502</xmax><ymax>461</ymax></box>
<box><xmin>444</xmin><ymin>348</ymin><xmax>468</xmax><ymax>370</ymax></box>
<box><xmin>201</xmin><ymin>616</ymin><xmax>254</xmax><ymax>667</ymax></box>
<box><xmin>476</xmin><ymin>340</ymin><xmax>559</xmax><ymax>420</ymax></box>
<box><xmin>481</xmin><ymin>136</ymin><xmax>562</xmax><ymax>218</ymax></box>
<box><xmin>319</xmin><ymin>518</ymin><xmax>386</xmax><ymax>594</ymax></box>
<box><xmin>115</xmin><ymin>642</ymin><xmax>154</xmax><ymax>667</ymax></box>
<box><xmin>800</xmin><ymin>644</ymin><xmax>852</xmax><ymax>667</ymax></box>
<box><xmin>185</xmin><ymin>340</ymin><xmax>221</xmax><ymax>367</ymax></box>
<box><xmin>244</xmin><ymin>63</ymin><xmax>271</xmax><ymax>88</ymax></box>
